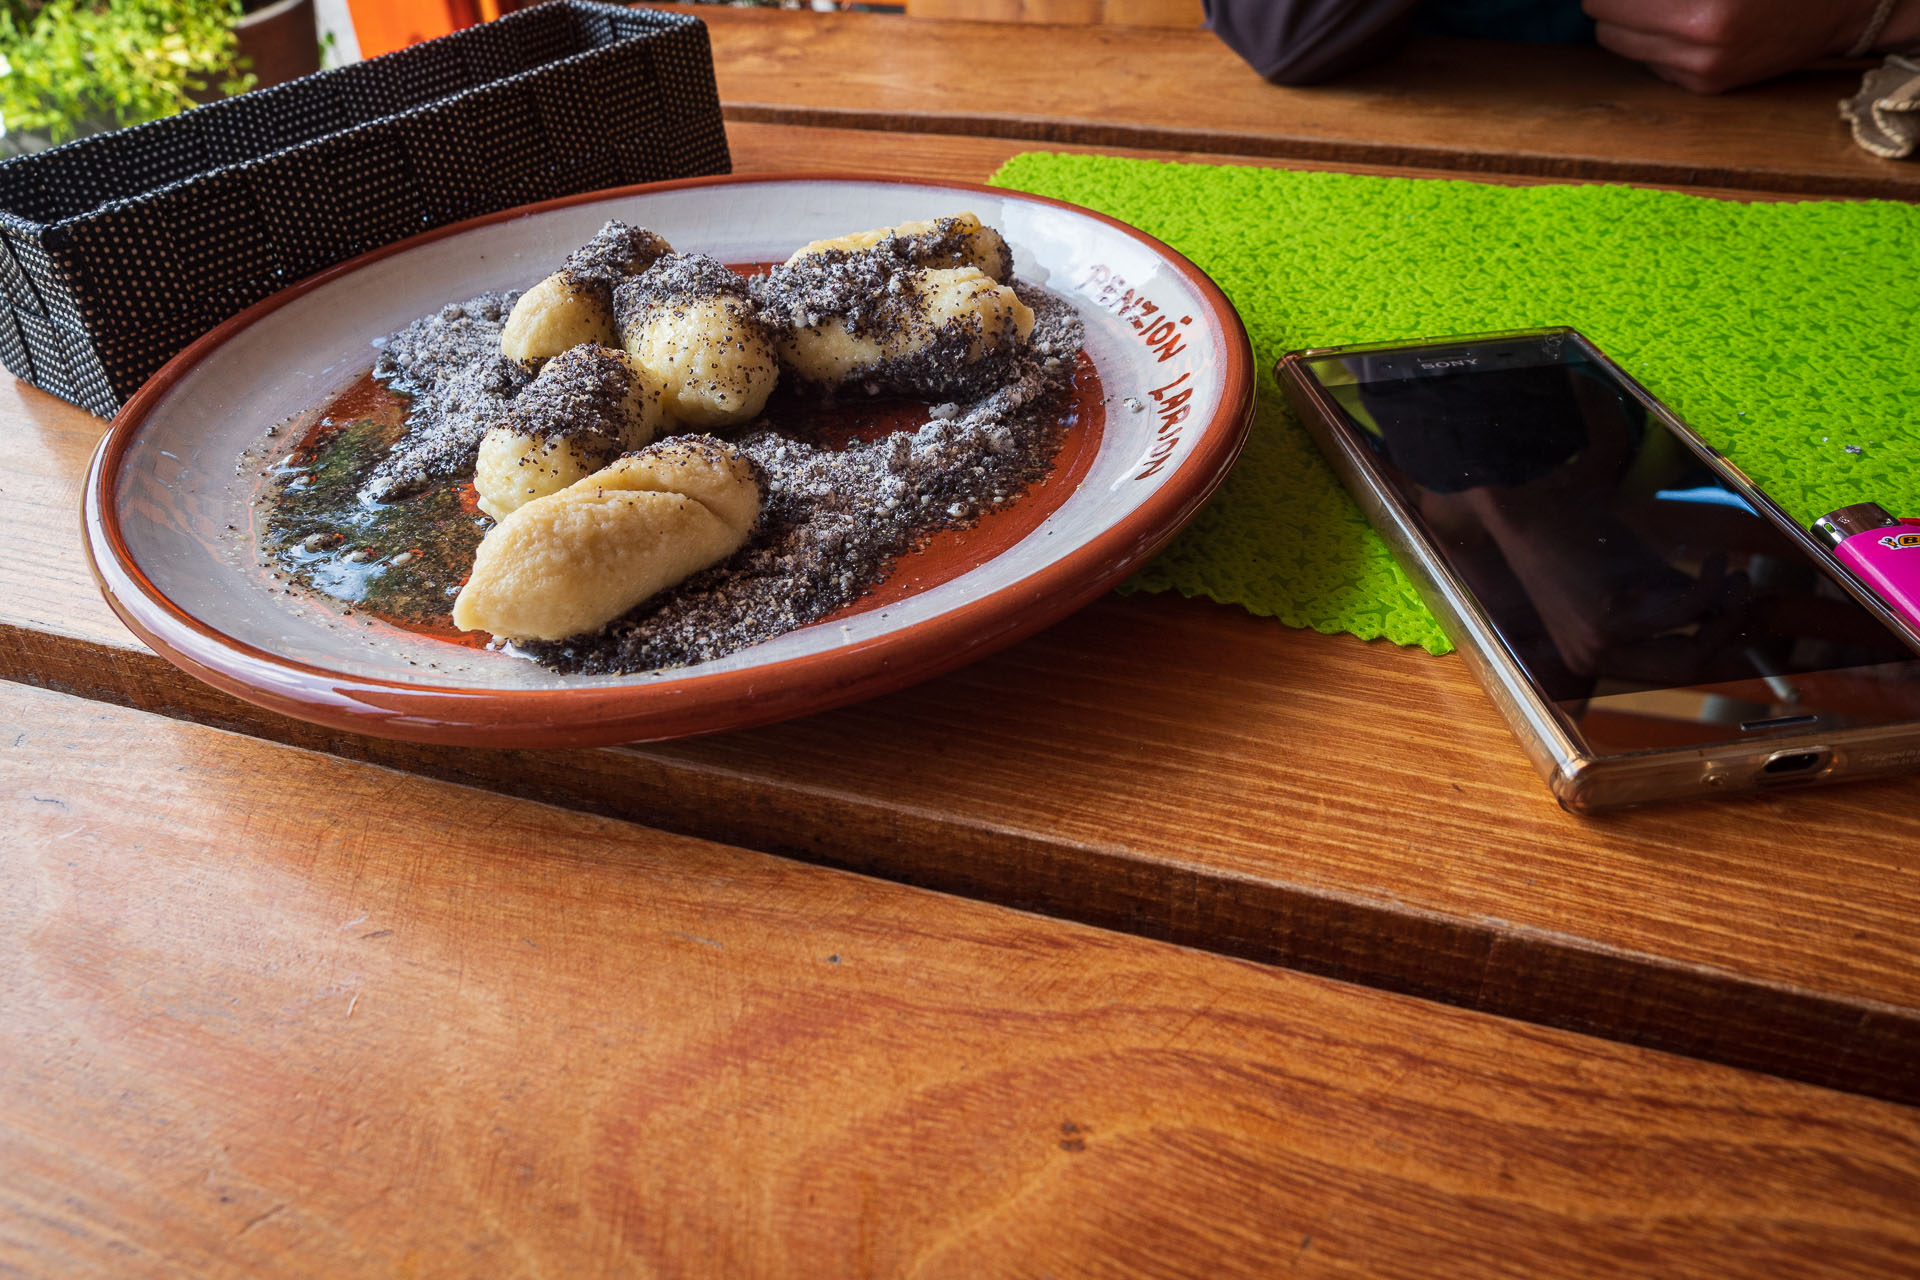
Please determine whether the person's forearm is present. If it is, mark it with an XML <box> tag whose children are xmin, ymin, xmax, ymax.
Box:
<box><xmin>1586</xmin><ymin>0</ymin><xmax>1920</xmax><ymax>93</ymax></box>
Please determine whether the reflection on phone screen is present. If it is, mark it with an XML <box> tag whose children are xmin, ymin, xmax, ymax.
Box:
<box><xmin>1307</xmin><ymin>337</ymin><xmax>1920</xmax><ymax>753</ymax></box>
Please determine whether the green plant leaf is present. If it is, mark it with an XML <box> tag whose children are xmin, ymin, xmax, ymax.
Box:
<box><xmin>0</xmin><ymin>0</ymin><xmax>249</xmax><ymax>144</ymax></box>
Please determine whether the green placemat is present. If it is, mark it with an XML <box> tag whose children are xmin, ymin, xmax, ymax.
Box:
<box><xmin>989</xmin><ymin>153</ymin><xmax>1920</xmax><ymax>654</ymax></box>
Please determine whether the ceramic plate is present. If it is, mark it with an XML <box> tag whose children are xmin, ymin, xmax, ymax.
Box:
<box><xmin>84</xmin><ymin>175</ymin><xmax>1253</xmax><ymax>747</ymax></box>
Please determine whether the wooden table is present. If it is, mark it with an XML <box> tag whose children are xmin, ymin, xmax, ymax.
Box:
<box><xmin>7</xmin><ymin>9</ymin><xmax>1920</xmax><ymax>1274</ymax></box>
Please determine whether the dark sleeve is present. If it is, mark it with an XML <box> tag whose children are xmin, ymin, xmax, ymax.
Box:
<box><xmin>1202</xmin><ymin>0</ymin><xmax>1426</xmax><ymax>84</ymax></box>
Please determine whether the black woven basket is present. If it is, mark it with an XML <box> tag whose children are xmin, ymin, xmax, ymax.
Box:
<box><xmin>0</xmin><ymin>2</ymin><xmax>729</xmax><ymax>418</ymax></box>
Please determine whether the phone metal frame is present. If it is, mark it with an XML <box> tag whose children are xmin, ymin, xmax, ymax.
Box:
<box><xmin>1279</xmin><ymin>326</ymin><xmax>1920</xmax><ymax>813</ymax></box>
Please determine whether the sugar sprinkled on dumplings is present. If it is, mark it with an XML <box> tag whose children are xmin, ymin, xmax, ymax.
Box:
<box><xmin>499</xmin><ymin>221</ymin><xmax>674</xmax><ymax>369</ymax></box>
<box><xmin>277</xmin><ymin>212</ymin><xmax>1087</xmax><ymax>674</ymax></box>
<box><xmin>751</xmin><ymin>250</ymin><xmax>1033</xmax><ymax>401</ymax></box>
<box><xmin>473</xmin><ymin>345</ymin><xmax>665</xmax><ymax>520</ymax></box>
<box><xmin>614</xmin><ymin>253</ymin><xmax>780</xmax><ymax>428</ymax></box>
<box><xmin>786</xmin><ymin>212</ymin><xmax>1013</xmax><ymax>282</ymax></box>
<box><xmin>453</xmin><ymin>436</ymin><xmax>762</xmax><ymax>642</ymax></box>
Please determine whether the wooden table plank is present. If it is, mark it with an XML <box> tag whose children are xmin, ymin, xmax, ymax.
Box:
<box><xmin>724</xmin><ymin>120</ymin><xmax>1834</xmax><ymax>203</ymax></box>
<box><xmin>9</xmin><ymin>174</ymin><xmax>1920</xmax><ymax>1113</ymax></box>
<box><xmin>672</xmin><ymin>5</ymin><xmax>1919</xmax><ymax>200</ymax></box>
<box><xmin>6</xmin><ymin>679</ymin><xmax>1920</xmax><ymax>1279</ymax></box>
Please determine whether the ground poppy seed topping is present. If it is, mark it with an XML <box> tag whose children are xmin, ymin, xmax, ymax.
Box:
<box><xmin>262</xmin><ymin>215</ymin><xmax>1088</xmax><ymax>675</ymax></box>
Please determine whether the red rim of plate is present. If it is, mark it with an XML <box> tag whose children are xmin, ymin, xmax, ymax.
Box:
<box><xmin>83</xmin><ymin>173</ymin><xmax>1255</xmax><ymax>748</ymax></box>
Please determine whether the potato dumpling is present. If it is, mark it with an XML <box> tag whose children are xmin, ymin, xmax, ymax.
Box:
<box><xmin>452</xmin><ymin>437</ymin><xmax>762</xmax><ymax>642</ymax></box>
<box><xmin>499</xmin><ymin>274</ymin><xmax>612</xmax><ymax>367</ymax></box>
<box><xmin>752</xmin><ymin>253</ymin><xmax>1034</xmax><ymax>401</ymax></box>
<box><xmin>787</xmin><ymin>212</ymin><xmax>1012</xmax><ymax>283</ymax></box>
<box><xmin>613</xmin><ymin>254</ymin><xmax>779</xmax><ymax>429</ymax></box>
<box><xmin>474</xmin><ymin>345</ymin><xmax>666</xmax><ymax>520</ymax></box>
<box><xmin>777</xmin><ymin>266</ymin><xmax>1031</xmax><ymax>387</ymax></box>
<box><xmin>499</xmin><ymin>221</ymin><xmax>674</xmax><ymax>369</ymax></box>
<box><xmin>476</xmin><ymin>432</ymin><xmax>607</xmax><ymax>523</ymax></box>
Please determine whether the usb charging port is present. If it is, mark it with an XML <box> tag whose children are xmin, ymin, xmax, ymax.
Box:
<box><xmin>1762</xmin><ymin>751</ymin><xmax>1825</xmax><ymax>775</ymax></box>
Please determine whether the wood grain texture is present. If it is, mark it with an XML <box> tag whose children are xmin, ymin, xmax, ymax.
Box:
<box><xmin>9</xmin><ymin>281</ymin><xmax>1920</xmax><ymax>1110</ymax></box>
<box><xmin>723</xmin><ymin>120</ymin><xmax>1837</xmax><ymax>203</ymax></box>
<box><xmin>6</xmin><ymin>679</ymin><xmax>1920</xmax><ymax>1279</ymax></box>
<box><xmin>674</xmin><ymin>5</ymin><xmax>1920</xmax><ymax>199</ymax></box>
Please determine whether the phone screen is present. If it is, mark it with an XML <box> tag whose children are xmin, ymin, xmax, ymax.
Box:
<box><xmin>1298</xmin><ymin>334</ymin><xmax>1920</xmax><ymax>754</ymax></box>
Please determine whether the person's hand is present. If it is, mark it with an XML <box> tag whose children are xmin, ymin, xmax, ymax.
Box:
<box><xmin>1583</xmin><ymin>0</ymin><xmax>1920</xmax><ymax>93</ymax></box>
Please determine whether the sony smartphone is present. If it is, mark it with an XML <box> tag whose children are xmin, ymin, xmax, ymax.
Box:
<box><xmin>1278</xmin><ymin>327</ymin><xmax>1920</xmax><ymax>812</ymax></box>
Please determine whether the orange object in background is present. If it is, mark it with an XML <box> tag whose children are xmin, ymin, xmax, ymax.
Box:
<box><xmin>345</xmin><ymin>0</ymin><xmax>537</xmax><ymax>58</ymax></box>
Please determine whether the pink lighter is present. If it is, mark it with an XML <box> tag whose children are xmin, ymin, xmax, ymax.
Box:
<box><xmin>1811</xmin><ymin>502</ymin><xmax>1920</xmax><ymax>638</ymax></box>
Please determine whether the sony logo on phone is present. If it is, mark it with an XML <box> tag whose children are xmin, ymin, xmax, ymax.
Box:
<box><xmin>1417</xmin><ymin>356</ymin><xmax>1480</xmax><ymax>370</ymax></box>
